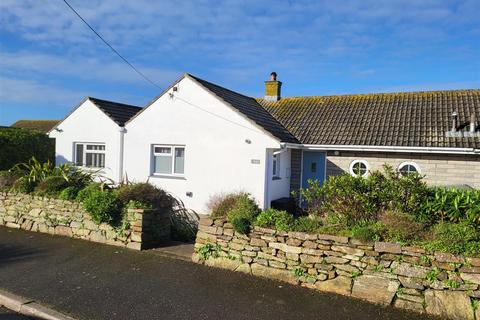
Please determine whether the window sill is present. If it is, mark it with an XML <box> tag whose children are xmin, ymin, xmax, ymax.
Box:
<box><xmin>272</xmin><ymin>176</ymin><xmax>282</xmax><ymax>181</ymax></box>
<box><xmin>150</xmin><ymin>174</ymin><xmax>186</xmax><ymax>180</ymax></box>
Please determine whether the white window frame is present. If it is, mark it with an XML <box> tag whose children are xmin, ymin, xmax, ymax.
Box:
<box><xmin>349</xmin><ymin>159</ymin><xmax>369</xmax><ymax>177</ymax></box>
<box><xmin>152</xmin><ymin>144</ymin><xmax>185</xmax><ymax>176</ymax></box>
<box><xmin>74</xmin><ymin>142</ymin><xmax>106</xmax><ymax>169</ymax></box>
<box><xmin>272</xmin><ymin>153</ymin><xmax>281</xmax><ymax>179</ymax></box>
<box><xmin>398</xmin><ymin>161</ymin><xmax>421</xmax><ymax>175</ymax></box>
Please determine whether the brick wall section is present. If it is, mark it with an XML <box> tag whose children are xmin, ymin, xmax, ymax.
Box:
<box><xmin>290</xmin><ymin>149</ymin><xmax>302</xmax><ymax>193</ymax></box>
<box><xmin>0</xmin><ymin>192</ymin><xmax>170</xmax><ymax>250</ymax></box>
<box><xmin>193</xmin><ymin>217</ymin><xmax>480</xmax><ymax>320</ymax></box>
<box><xmin>326</xmin><ymin>151</ymin><xmax>480</xmax><ymax>188</ymax></box>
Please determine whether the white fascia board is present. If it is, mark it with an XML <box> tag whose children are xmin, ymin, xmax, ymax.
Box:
<box><xmin>283</xmin><ymin>143</ymin><xmax>478</xmax><ymax>155</ymax></box>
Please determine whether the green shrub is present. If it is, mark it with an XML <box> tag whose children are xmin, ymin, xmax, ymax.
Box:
<box><xmin>207</xmin><ymin>192</ymin><xmax>245</xmax><ymax>218</ymax></box>
<box><xmin>349</xmin><ymin>221</ymin><xmax>385</xmax><ymax>242</ymax></box>
<box><xmin>116</xmin><ymin>183</ymin><xmax>172</xmax><ymax>209</ymax></box>
<box><xmin>34</xmin><ymin>176</ymin><xmax>69</xmax><ymax>197</ymax></box>
<box><xmin>0</xmin><ymin>170</ymin><xmax>19</xmax><ymax>191</ymax></box>
<box><xmin>422</xmin><ymin>221</ymin><xmax>480</xmax><ymax>256</ymax></box>
<box><xmin>82</xmin><ymin>189</ymin><xmax>120</xmax><ymax>224</ymax></box>
<box><xmin>226</xmin><ymin>193</ymin><xmax>260</xmax><ymax>234</ymax></box>
<box><xmin>0</xmin><ymin>128</ymin><xmax>54</xmax><ymax>170</ymax></box>
<box><xmin>59</xmin><ymin>185</ymin><xmax>82</xmax><ymax>200</ymax></box>
<box><xmin>11</xmin><ymin>177</ymin><xmax>35</xmax><ymax>193</ymax></box>
<box><xmin>379</xmin><ymin>211</ymin><xmax>425</xmax><ymax>242</ymax></box>
<box><xmin>76</xmin><ymin>183</ymin><xmax>105</xmax><ymax>202</ymax></box>
<box><xmin>291</xmin><ymin>216</ymin><xmax>322</xmax><ymax>233</ymax></box>
<box><xmin>255</xmin><ymin>208</ymin><xmax>294</xmax><ymax>231</ymax></box>
<box><xmin>422</xmin><ymin>188</ymin><xmax>480</xmax><ymax>226</ymax></box>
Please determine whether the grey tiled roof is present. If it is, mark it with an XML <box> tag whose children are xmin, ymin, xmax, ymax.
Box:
<box><xmin>89</xmin><ymin>97</ymin><xmax>142</xmax><ymax>127</ymax></box>
<box><xmin>258</xmin><ymin>90</ymin><xmax>480</xmax><ymax>149</ymax></box>
<box><xmin>188</xmin><ymin>74</ymin><xmax>299</xmax><ymax>143</ymax></box>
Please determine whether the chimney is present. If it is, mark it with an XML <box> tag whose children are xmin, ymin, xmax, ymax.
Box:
<box><xmin>264</xmin><ymin>72</ymin><xmax>282</xmax><ymax>102</ymax></box>
<box><xmin>470</xmin><ymin>114</ymin><xmax>476</xmax><ymax>133</ymax></box>
<box><xmin>451</xmin><ymin>111</ymin><xmax>458</xmax><ymax>132</ymax></box>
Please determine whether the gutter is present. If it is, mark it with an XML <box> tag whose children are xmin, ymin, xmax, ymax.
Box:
<box><xmin>283</xmin><ymin>143</ymin><xmax>478</xmax><ymax>155</ymax></box>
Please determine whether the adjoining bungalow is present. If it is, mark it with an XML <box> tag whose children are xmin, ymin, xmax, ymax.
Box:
<box><xmin>49</xmin><ymin>97</ymin><xmax>141</xmax><ymax>182</ymax></box>
<box><xmin>11</xmin><ymin>120</ymin><xmax>60</xmax><ymax>133</ymax></box>
<box><xmin>50</xmin><ymin>73</ymin><xmax>480</xmax><ymax>213</ymax></box>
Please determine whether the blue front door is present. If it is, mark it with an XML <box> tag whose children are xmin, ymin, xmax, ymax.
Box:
<box><xmin>301</xmin><ymin>151</ymin><xmax>326</xmax><ymax>189</ymax></box>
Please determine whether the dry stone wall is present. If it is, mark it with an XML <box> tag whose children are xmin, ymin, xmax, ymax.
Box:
<box><xmin>0</xmin><ymin>192</ymin><xmax>170</xmax><ymax>250</ymax></box>
<box><xmin>193</xmin><ymin>217</ymin><xmax>480</xmax><ymax>320</ymax></box>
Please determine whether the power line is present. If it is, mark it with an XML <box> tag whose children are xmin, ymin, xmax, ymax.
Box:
<box><xmin>61</xmin><ymin>0</ymin><xmax>161</xmax><ymax>89</ymax></box>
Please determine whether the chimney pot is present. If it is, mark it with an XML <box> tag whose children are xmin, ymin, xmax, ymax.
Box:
<box><xmin>470</xmin><ymin>114</ymin><xmax>476</xmax><ymax>133</ymax></box>
<box><xmin>264</xmin><ymin>72</ymin><xmax>282</xmax><ymax>102</ymax></box>
<box><xmin>451</xmin><ymin>111</ymin><xmax>458</xmax><ymax>132</ymax></box>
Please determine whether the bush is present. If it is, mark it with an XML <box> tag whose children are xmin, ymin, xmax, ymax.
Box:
<box><xmin>0</xmin><ymin>170</ymin><xmax>19</xmax><ymax>191</ymax></box>
<box><xmin>116</xmin><ymin>183</ymin><xmax>172</xmax><ymax>209</ymax></box>
<box><xmin>59</xmin><ymin>185</ymin><xmax>82</xmax><ymax>200</ymax></box>
<box><xmin>82</xmin><ymin>189</ymin><xmax>120</xmax><ymax>224</ymax></box>
<box><xmin>422</xmin><ymin>188</ymin><xmax>480</xmax><ymax>226</ymax></box>
<box><xmin>76</xmin><ymin>183</ymin><xmax>105</xmax><ymax>202</ymax></box>
<box><xmin>226</xmin><ymin>193</ymin><xmax>260</xmax><ymax>234</ymax></box>
<box><xmin>11</xmin><ymin>177</ymin><xmax>35</xmax><ymax>193</ymax></box>
<box><xmin>422</xmin><ymin>222</ymin><xmax>480</xmax><ymax>256</ymax></box>
<box><xmin>291</xmin><ymin>216</ymin><xmax>322</xmax><ymax>233</ymax></box>
<box><xmin>0</xmin><ymin>128</ymin><xmax>54</xmax><ymax>170</ymax></box>
<box><xmin>379</xmin><ymin>211</ymin><xmax>425</xmax><ymax>242</ymax></box>
<box><xmin>349</xmin><ymin>221</ymin><xmax>385</xmax><ymax>242</ymax></box>
<box><xmin>207</xmin><ymin>192</ymin><xmax>245</xmax><ymax>218</ymax></box>
<box><xmin>34</xmin><ymin>176</ymin><xmax>69</xmax><ymax>197</ymax></box>
<box><xmin>255</xmin><ymin>208</ymin><xmax>294</xmax><ymax>231</ymax></box>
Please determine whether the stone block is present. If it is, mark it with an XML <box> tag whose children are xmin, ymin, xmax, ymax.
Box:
<box><xmin>318</xmin><ymin>234</ymin><xmax>348</xmax><ymax>244</ymax></box>
<box><xmin>205</xmin><ymin>257</ymin><xmax>242</xmax><ymax>271</ymax></box>
<box><xmin>325</xmin><ymin>256</ymin><xmax>349</xmax><ymax>264</ymax></box>
<box><xmin>392</xmin><ymin>262</ymin><xmax>429</xmax><ymax>279</ymax></box>
<box><xmin>55</xmin><ymin>226</ymin><xmax>72</xmax><ymax>237</ymax></box>
<box><xmin>374</xmin><ymin>242</ymin><xmax>401</xmax><ymax>254</ymax></box>
<box><xmin>269</xmin><ymin>260</ymin><xmax>286</xmax><ymax>269</ymax></box>
<box><xmin>251</xmin><ymin>263</ymin><xmax>297</xmax><ymax>285</ymax></box>
<box><xmin>352</xmin><ymin>275</ymin><xmax>399</xmax><ymax>305</ymax></box>
<box><xmin>235</xmin><ymin>263</ymin><xmax>252</xmax><ymax>274</ymax></box>
<box><xmin>286</xmin><ymin>238</ymin><xmax>302</xmax><ymax>246</ymax></box>
<box><xmin>398</xmin><ymin>276</ymin><xmax>424</xmax><ymax>290</ymax></box>
<box><xmin>394</xmin><ymin>299</ymin><xmax>424</xmax><ymax>313</ymax></box>
<box><xmin>269</xmin><ymin>242</ymin><xmax>302</xmax><ymax>254</ymax></box>
<box><xmin>461</xmin><ymin>273</ymin><xmax>480</xmax><ymax>285</ymax></box>
<box><xmin>126</xmin><ymin>241</ymin><xmax>141</xmax><ymax>250</ymax></box>
<box><xmin>288</xmin><ymin>231</ymin><xmax>317</xmax><ymax>241</ymax></box>
<box><xmin>331</xmin><ymin>245</ymin><xmax>364</xmax><ymax>257</ymax></box>
<box><xmin>315</xmin><ymin>276</ymin><xmax>352</xmax><ymax>296</ymax></box>
<box><xmin>250</xmin><ymin>238</ymin><xmax>267</xmax><ymax>247</ymax></box>
<box><xmin>300</xmin><ymin>254</ymin><xmax>323</xmax><ymax>264</ymax></box>
<box><xmin>302</xmin><ymin>240</ymin><xmax>318</xmax><ymax>249</ymax></box>
<box><xmin>425</xmin><ymin>290</ymin><xmax>474</xmax><ymax>320</ymax></box>
<box><xmin>434</xmin><ymin>252</ymin><xmax>464</xmax><ymax>264</ymax></box>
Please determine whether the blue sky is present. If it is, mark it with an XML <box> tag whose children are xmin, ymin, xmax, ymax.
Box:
<box><xmin>0</xmin><ymin>0</ymin><xmax>479</xmax><ymax>125</ymax></box>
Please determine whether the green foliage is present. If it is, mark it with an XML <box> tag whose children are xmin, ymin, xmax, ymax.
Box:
<box><xmin>290</xmin><ymin>216</ymin><xmax>322</xmax><ymax>233</ymax></box>
<box><xmin>226</xmin><ymin>193</ymin><xmax>260</xmax><ymax>234</ymax></box>
<box><xmin>76</xmin><ymin>183</ymin><xmax>105</xmax><ymax>202</ymax></box>
<box><xmin>58</xmin><ymin>185</ymin><xmax>82</xmax><ymax>200</ymax></box>
<box><xmin>349</xmin><ymin>221</ymin><xmax>384</xmax><ymax>242</ymax></box>
<box><xmin>197</xmin><ymin>243</ymin><xmax>221</xmax><ymax>260</ymax></box>
<box><xmin>207</xmin><ymin>192</ymin><xmax>246</xmax><ymax>218</ymax></box>
<box><xmin>254</xmin><ymin>208</ymin><xmax>294</xmax><ymax>231</ymax></box>
<box><xmin>378</xmin><ymin>211</ymin><xmax>425</xmax><ymax>242</ymax></box>
<box><xmin>117</xmin><ymin>183</ymin><xmax>172</xmax><ymax>209</ymax></box>
<box><xmin>444</xmin><ymin>279</ymin><xmax>461</xmax><ymax>289</ymax></box>
<box><xmin>0</xmin><ymin>128</ymin><xmax>54</xmax><ymax>170</ymax></box>
<box><xmin>422</xmin><ymin>222</ymin><xmax>480</xmax><ymax>256</ymax></box>
<box><xmin>34</xmin><ymin>176</ymin><xmax>69</xmax><ymax>197</ymax></box>
<box><xmin>425</xmin><ymin>268</ymin><xmax>441</xmax><ymax>282</ymax></box>
<box><xmin>422</xmin><ymin>188</ymin><xmax>480</xmax><ymax>226</ymax></box>
<box><xmin>11</xmin><ymin>177</ymin><xmax>35</xmax><ymax>193</ymax></box>
<box><xmin>82</xmin><ymin>189</ymin><xmax>120</xmax><ymax>224</ymax></box>
<box><xmin>126</xmin><ymin>200</ymin><xmax>152</xmax><ymax>209</ymax></box>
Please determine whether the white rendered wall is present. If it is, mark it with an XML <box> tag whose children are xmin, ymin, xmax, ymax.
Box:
<box><xmin>124</xmin><ymin>77</ymin><xmax>283</xmax><ymax>213</ymax></box>
<box><xmin>49</xmin><ymin>100</ymin><xmax>122</xmax><ymax>182</ymax></box>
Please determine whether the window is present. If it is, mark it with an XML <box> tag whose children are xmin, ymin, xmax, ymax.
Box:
<box><xmin>398</xmin><ymin>162</ymin><xmax>420</xmax><ymax>176</ymax></box>
<box><xmin>153</xmin><ymin>145</ymin><xmax>185</xmax><ymax>175</ymax></box>
<box><xmin>349</xmin><ymin>160</ymin><xmax>369</xmax><ymax>177</ymax></box>
<box><xmin>272</xmin><ymin>153</ymin><xmax>280</xmax><ymax>178</ymax></box>
<box><xmin>74</xmin><ymin>143</ymin><xmax>105</xmax><ymax>168</ymax></box>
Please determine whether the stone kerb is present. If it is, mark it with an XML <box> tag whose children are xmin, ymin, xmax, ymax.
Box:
<box><xmin>0</xmin><ymin>192</ymin><xmax>170</xmax><ymax>251</ymax></box>
<box><xmin>193</xmin><ymin>217</ymin><xmax>479</xmax><ymax>320</ymax></box>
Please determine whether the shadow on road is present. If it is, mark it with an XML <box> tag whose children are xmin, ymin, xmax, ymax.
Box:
<box><xmin>0</xmin><ymin>242</ymin><xmax>44</xmax><ymax>269</ymax></box>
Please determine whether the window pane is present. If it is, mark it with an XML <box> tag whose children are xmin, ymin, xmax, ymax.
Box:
<box><xmin>174</xmin><ymin>148</ymin><xmax>185</xmax><ymax>174</ymax></box>
<box><xmin>353</xmin><ymin>162</ymin><xmax>367</xmax><ymax>176</ymax></box>
<box><xmin>86</xmin><ymin>153</ymin><xmax>93</xmax><ymax>167</ymax></box>
<box><xmin>154</xmin><ymin>146</ymin><xmax>171</xmax><ymax>154</ymax></box>
<box><xmin>75</xmin><ymin>144</ymin><xmax>83</xmax><ymax>166</ymax></box>
<box><xmin>272</xmin><ymin>156</ymin><xmax>277</xmax><ymax>176</ymax></box>
<box><xmin>154</xmin><ymin>155</ymin><xmax>172</xmax><ymax>174</ymax></box>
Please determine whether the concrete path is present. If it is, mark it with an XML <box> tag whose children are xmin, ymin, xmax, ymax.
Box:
<box><xmin>0</xmin><ymin>227</ymin><xmax>437</xmax><ymax>320</ymax></box>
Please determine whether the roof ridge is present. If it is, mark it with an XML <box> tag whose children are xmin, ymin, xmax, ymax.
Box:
<box><xmin>186</xmin><ymin>73</ymin><xmax>258</xmax><ymax>102</ymax></box>
<box><xmin>88</xmin><ymin>96</ymin><xmax>141</xmax><ymax>109</ymax></box>
<box><xmin>257</xmin><ymin>88</ymin><xmax>480</xmax><ymax>101</ymax></box>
